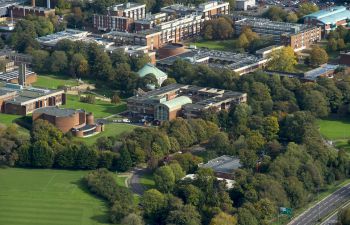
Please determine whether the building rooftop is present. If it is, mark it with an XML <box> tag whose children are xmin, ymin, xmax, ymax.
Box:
<box><xmin>0</xmin><ymin>0</ymin><xmax>25</xmax><ymax>8</ymax></box>
<box><xmin>0</xmin><ymin>68</ymin><xmax>35</xmax><ymax>82</ymax></box>
<box><xmin>36</xmin><ymin>29</ymin><xmax>90</xmax><ymax>46</ymax></box>
<box><xmin>33</xmin><ymin>107</ymin><xmax>83</xmax><ymax>117</ymax></box>
<box><xmin>110</xmin><ymin>2</ymin><xmax>145</xmax><ymax>11</ymax></box>
<box><xmin>137</xmin><ymin>63</ymin><xmax>167</xmax><ymax>79</ymax></box>
<box><xmin>2</xmin><ymin>86</ymin><xmax>64</xmax><ymax>105</ymax></box>
<box><xmin>157</xmin><ymin>48</ymin><xmax>266</xmax><ymax>72</ymax></box>
<box><xmin>304</xmin><ymin>64</ymin><xmax>338</xmax><ymax>81</ymax></box>
<box><xmin>200</xmin><ymin>155</ymin><xmax>241</xmax><ymax>174</ymax></box>
<box><xmin>160</xmin><ymin>96</ymin><xmax>192</xmax><ymax>110</ymax></box>
<box><xmin>305</xmin><ymin>6</ymin><xmax>350</xmax><ymax>25</ymax></box>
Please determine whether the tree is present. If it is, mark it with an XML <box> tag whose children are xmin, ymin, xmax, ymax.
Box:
<box><xmin>141</xmin><ymin>189</ymin><xmax>166</xmax><ymax>219</ymax></box>
<box><xmin>204</xmin><ymin>24</ymin><xmax>214</xmax><ymax>40</ymax></box>
<box><xmin>338</xmin><ymin>206</ymin><xmax>350</xmax><ymax>225</ymax></box>
<box><xmin>111</xmin><ymin>94</ymin><xmax>121</xmax><ymax>104</ymax></box>
<box><xmin>120</xmin><ymin>213</ymin><xmax>145</xmax><ymax>225</ymax></box>
<box><xmin>263</xmin><ymin>6</ymin><xmax>288</xmax><ymax>21</ymax></box>
<box><xmin>31</xmin><ymin>50</ymin><xmax>50</xmax><ymax>72</ymax></box>
<box><xmin>162</xmin><ymin>78</ymin><xmax>177</xmax><ymax>87</ymax></box>
<box><xmin>50</xmin><ymin>51</ymin><xmax>68</xmax><ymax>73</ymax></box>
<box><xmin>70</xmin><ymin>53</ymin><xmax>89</xmax><ymax>77</ymax></box>
<box><xmin>166</xmin><ymin>204</ymin><xmax>201</xmax><ymax>225</ymax></box>
<box><xmin>237</xmin><ymin>208</ymin><xmax>258</xmax><ymax>225</ymax></box>
<box><xmin>169</xmin><ymin>162</ymin><xmax>185</xmax><ymax>181</ymax></box>
<box><xmin>309</xmin><ymin>46</ymin><xmax>328</xmax><ymax>66</ymax></box>
<box><xmin>210</xmin><ymin>212</ymin><xmax>238</xmax><ymax>225</ymax></box>
<box><xmin>267</xmin><ymin>47</ymin><xmax>297</xmax><ymax>72</ymax></box>
<box><xmin>298</xmin><ymin>2</ymin><xmax>319</xmax><ymax>18</ymax></box>
<box><xmin>238</xmin><ymin>33</ymin><xmax>249</xmax><ymax>49</ymax></box>
<box><xmin>154</xmin><ymin>165</ymin><xmax>176</xmax><ymax>193</ymax></box>
<box><xmin>286</xmin><ymin>12</ymin><xmax>298</xmax><ymax>23</ymax></box>
<box><xmin>327</xmin><ymin>38</ymin><xmax>338</xmax><ymax>52</ymax></box>
<box><xmin>31</xmin><ymin>141</ymin><xmax>54</xmax><ymax>168</ymax></box>
<box><xmin>337</xmin><ymin>39</ymin><xmax>346</xmax><ymax>50</ymax></box>
<box><xmin>117</xmin><ymin>146</ymin><xmax>132</xmax><ymax>172</ymax></box>
<box><xmin>207</xmin><ymin>132</ymin><xmax>232</xmax><ymax>155</ymax></box>
<box><xmin>262</xmin><ymin>116</ymin><xmax>279</xmax><ymax>141</ymax></box>
<box><xmin>301</xmin><ymin>90</ymin><xmax>329</xmax><ymax>117</ymax></box>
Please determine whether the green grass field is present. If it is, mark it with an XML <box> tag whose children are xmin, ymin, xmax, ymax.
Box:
<box><xmin>0</xmin><ymin>168</ymin><xmax>126</xmax><ymax>225</ymax></box>
<box><xmin>0</xmin><ymin>113</ymin><xmax>23</xmax><ymax>126</ymax></box>
<box><xmin>318</xmin><ymin>116</ymin><xmax>350</xmax><ymax>152</ymax></box>
<box><xmin>189</xmin><ymin>39</ymin><xmax>237</xmax><ymax>51</ymax></box>
<box><xmin>33</xmin><ymin>74</ymin><xmax>79</xmax><ymax>89</ymax></box>
<box><xmin>77</xmin><ymin>123</ymin><xmax>136</xmax><ymax>145</ymax></box>
<box><xmin>139</xmin><ymin>173</ymin><xmax>155</xmax><ymax>190</ymax></box>
<box><xmin>65</xmin><ymin>95</ymin><xmax>126</xmax><ymax>118</ymax></box>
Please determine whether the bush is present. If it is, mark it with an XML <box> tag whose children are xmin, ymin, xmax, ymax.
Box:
<box><xmin>80</xmin><ymin>95</ymin><xmax>96</xmax><ymax>104</ymax></box>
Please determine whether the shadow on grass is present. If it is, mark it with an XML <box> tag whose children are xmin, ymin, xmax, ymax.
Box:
<box><xmin>72</xmin><ymin>179</ymin><xmax>111</xmax><ymax>225</ymax></box>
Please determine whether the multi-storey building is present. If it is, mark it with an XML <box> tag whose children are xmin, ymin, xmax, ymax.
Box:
<box><xmin>0</xmin><ymin>84</ymin><xmax>65</xmax><ymax>115</ymax></box>
<box><xmin>127</xmin><ymin>83</ymin><xmax>247</xmax><ymax>121</ymax></box>
<box><xmin>93</xmin><ymin>2</ymin><xmax>146</xmax><ymax>32</ymax></box>
<box><xmin>234</xmin><ymin>17</ymin><xmax>321</xmax><ymax>51</ymax></box>
<box><xmin>304</xmin><ymin>6</ymin><xmax>350</xmax><ymax>37</ymax></box>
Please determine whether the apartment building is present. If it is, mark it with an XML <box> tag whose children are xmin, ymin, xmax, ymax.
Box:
<box><xmin>234</xmin><ymin>17</ymin><xmax>321</xmax><ymax>51</ymax></box>
<box><xmin>93</xmin><ymin>2</ymin><xmax>146</xmax><ymax>32</ymax></box>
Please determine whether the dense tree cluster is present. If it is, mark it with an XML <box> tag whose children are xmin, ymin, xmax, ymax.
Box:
<box><xmin>30</xmin><ymin>41</ymin><xmax>151</xmax><ymax>97</ymax></box>
<box><xmin>203</xmin><ymin>17</ymin><xmax>234</xmax><ymax>40</ymax></box>
<box><xmin>262</xmin><ymin>3</ymin><xmax>318</xmax><ymax>22</ymax></box>
<box><xmin>84</xmin><ymin>169</ymin><xmax>141</xmax><ymax>224</ymax></box>
<box><xmin>327</xmin><ymin>26</ymin><xmax>350</xmax><ymax>53</ymax></box>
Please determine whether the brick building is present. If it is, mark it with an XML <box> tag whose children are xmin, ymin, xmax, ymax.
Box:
<box><xmin>304</xmin><ymin>6</ymin><xmax>350</xmax><ymax>37</ymax></box>
<box><xmin>127</xmin><ymin>83</ymin><xmax>247</xmax><ymax>121</ymax></box>
<box><xmin>0</xmin><ymin>85</ymin><xmax>65</xmax><ymax>115</ymax></box>
<box><xmin>234</xmin><ymin>17</ymin><xmax>321</xmax><ymax>51</ymax></box>
<box><xmin>93</xmin><ymin>2</ymin><xmax>146</xmax><ymax>32</ymax></box>
<box><xmin>32</xmin><ymin>107</ymin><xmax>104</xmax><ymax>137</ymax></box>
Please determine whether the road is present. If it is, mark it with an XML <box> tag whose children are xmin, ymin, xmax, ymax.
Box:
<box><xmin>129</xmin><ymin>168</ymin><xmax>149</xmax><ymax>195</ymax></box>
<box><xmin>288</xmin><ymin>183</ymin><xmax>350</xmax><ymax>225</ymax></box>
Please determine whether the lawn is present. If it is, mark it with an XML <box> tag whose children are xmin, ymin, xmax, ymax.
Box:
<box><xmin>139</xmin><ymin>173</ymin><xmax>155</xmax><ymax>190</ymax></box>
<box><xmin>188</xmin><ymin>39</ymin><xmax>237</xmax><ymax>51</ymax></box>
<box><xmin>65</xmin><ymin>95</ymin><xmax>126</xmax><ymax>119</ymax></box>
<box><xmin>0</xmin><ymin>168</ymin><xmax>126</xmax><ymax>225</ymax></box>
<box><xmin>318</xmin><ymin>116</ymin><xmax>350</xmax><ymax>152</ymax></box>
<box><xmin>0</xmin><ymin>113</ymin><xmax>23</xmax><ymax>126</ymax></box>
<box><xmin>76</xmin><ymin>123</ymin><xmax>136</xmax><ymax>145</ymax></box>
<box><xmin>33</xmin><ymin>74</ymin><xmax>79</xmax><ymax>89</ymax></box>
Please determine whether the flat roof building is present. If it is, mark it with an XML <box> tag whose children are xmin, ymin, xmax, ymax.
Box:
<box><xmin>32</xmin><ymin>107</ymin><xmax>104</xmax><ymax>137</ymax></box>
<box><xmin>127</xmin><ymin>83</ymin><xmax>247</xmax><ymax>121</ymax></box>
<box><xmin>304</xmin><ymin>6</ymin><xmax>350</xmax><ymax>36</ymax></box>
<box><xmin>234</xmin><ymin>17</ymin><xmax>321</xmax><ymax>51</ymax></box>
<box><xmin>199</xmin><ymin>155</ymin><xmax>242</xmax><ymax>179</ymax></box>
<box><xmin>157</xmin><ymin>48</ymin><xmax>268</xmax><ymax>75</ymax></box>
<box><xmin>0</xmin><ymin>84</ymin><xmax>65</xmax><ymax>115</ymax></box>
<box><xmin>0</xmin><ymin>64</ymin><xmax>37</xmax><ymax>85</ymax></box>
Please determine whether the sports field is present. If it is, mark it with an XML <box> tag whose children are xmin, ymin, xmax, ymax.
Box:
<box><xmin>0</xmin><ymin>168</ymin><xmax>126</xmax><ymax>225</ymax></box>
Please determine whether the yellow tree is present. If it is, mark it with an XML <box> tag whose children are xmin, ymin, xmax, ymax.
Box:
<box><xmin>267</xmin><ymin>47</ymin><xmax>297</xmax><ymax>72</ymax></box>
<box><xmin>210</xmin><ymin>212</ymin><xmax>238</xmax><ymax>225</ymax></box>
<box><xmin>309</xmin><ymin>46</ymin><xmax>328</xmax><ymax>66</ymax></box>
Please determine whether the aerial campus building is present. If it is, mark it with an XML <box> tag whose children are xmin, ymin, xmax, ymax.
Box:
<box><xmin>32</xmin><ymin>107</ymin><xmax>104</xmax><ymax>137</ymax></box>
<box><xmin>234</xmin><ymin>17</ymin><xmax>322</xmax><ymax>51</ymax></box>
<box><xmin>157</xmin><ymin>47</ymin><xmax>268</xmax><ymax>75</ymax></box>
<box><xmin>97</xmin><ymin>1</ymin><xmax>229</xmax><ymax>50</ymax></box>
<box><xmin>127</xmin><ymin>83</ymin><xmax>247</xmax><ymax>121</ymax></box>
<box><xmin>304</xmin><ymin>6</ymin><xmax>350</xmax><ymax>37</ymax></box>
<box><xmin>0</xmin><ymin>83</ymin><xmax>65</xmax><ymax>115</ymax></box>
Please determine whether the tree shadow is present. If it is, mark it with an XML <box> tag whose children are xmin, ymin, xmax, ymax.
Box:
<box><xmin>72</xmin><ymin>179</ymin><xmax>111</xmax><ymax>224</ymax></box>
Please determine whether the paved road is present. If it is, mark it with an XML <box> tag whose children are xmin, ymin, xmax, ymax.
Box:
<box><xmin>129</xmin><ymin>168</ymin><xmax>149</xmax><ymax>195</ymax></box>
<box><xmin>288</xmin><ymin>183</ymin><xmax>350</xmax><ymax>225</ymax></box>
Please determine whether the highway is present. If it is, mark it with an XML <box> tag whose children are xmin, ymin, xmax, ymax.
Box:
<box><xmin>288</xmin><ymin>183</ymin><xmax>350</xmax><ymax>225</ymax></box>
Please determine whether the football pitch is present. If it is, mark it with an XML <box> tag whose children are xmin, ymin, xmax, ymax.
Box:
<box><xmin>0</xmin><ymin>168</ymin><xmax>117</xmax><ymax>225</ymax></box>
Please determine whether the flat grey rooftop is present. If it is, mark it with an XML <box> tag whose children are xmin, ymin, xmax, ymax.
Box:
<box><xmin>34</xmin><ymin>107</ymin><xmax>84</xmax><ymax>117</ymax></box>
<box><xmin>200</xmin><ymin>155</ymin><xmax>241</xmax><ymax>174</ymax></box>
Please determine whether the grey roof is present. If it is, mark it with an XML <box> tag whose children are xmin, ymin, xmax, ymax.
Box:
<box><xmin>3</xmin><ymin>87</ymin><xmax>64</xmax><ymax>105</ymax></box>
<box><xmin>200</xmin><ymin>155</ymin><xmax>241</xmax><ymax>174</ymax></box>
<box><xmin>33</xmin><ymin>107</ymin><xmax>83</xmax><ymax>117</ymax></box>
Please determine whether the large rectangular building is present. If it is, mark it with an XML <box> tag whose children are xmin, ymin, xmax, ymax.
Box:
<box><xmin>93</xmin><ymin>2</ymin><xmax>146</xmax><ymax>32</ymax></box>
<box><xmin>0</xmin><ymin>84</ymin><xmax>65</xmax><ymax>115</ymax></box>
<box><xmin>127</xmin><ymin>83</ymin><xmax>247</xmax><ymax>121</ymax></box>
<box><xmin>234</xmin><ymin>17</ymin><xmax>321</xmax><ymax>51</ymax></box>
<box><xmin>304</xmin><ymin>6</ymin><xmax>350</xmax><ymax>37</ymax></box>
<box><xmin>157</xmin><ymin>48</ymin><xmax>268</xmax><ymax>75</ymax></box>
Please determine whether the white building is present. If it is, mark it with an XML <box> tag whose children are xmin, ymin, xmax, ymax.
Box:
<box><xmin>235</xmin><ymin>0</ymin><xmax>255</xmax><ymax>11</ymax></box>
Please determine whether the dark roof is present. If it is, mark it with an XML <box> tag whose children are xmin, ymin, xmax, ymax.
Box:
<box><xmin>34</xmin><ymin>107</ymin><xmax>84</xmax><ymax>117</ymax></box>
<box><xmin>200</xmin><ymin>155</ymin><xmax>241</xmax><ymax>174</ymax></box>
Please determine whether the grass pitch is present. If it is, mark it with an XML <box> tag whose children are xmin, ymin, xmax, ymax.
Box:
<box><xmin>0</xmin><ymin>168</ymin><xmax>126</xmax><ymax>225</ymax></box>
